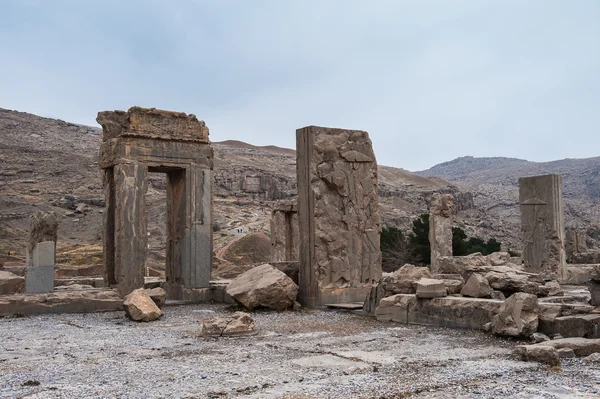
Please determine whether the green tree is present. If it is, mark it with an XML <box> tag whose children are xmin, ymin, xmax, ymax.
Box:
<box><xmin>407</xmin><ymin>214</ymin><xmax>430</xmax><ymax>264</ymax></box>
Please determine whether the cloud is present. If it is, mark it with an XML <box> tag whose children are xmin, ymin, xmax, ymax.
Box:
<box><xmin>0</xmin><ymin>0</ymin><xmax>598</xmax><ymax>170</ymax></box>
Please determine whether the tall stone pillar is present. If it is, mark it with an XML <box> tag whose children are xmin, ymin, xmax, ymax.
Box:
<box><xmin>296</xmin><ymin>126</ymin><xmax>382</xmax><ymax>307</ymax></box>
<box><xmin>519</xmin><ymin>174</ymin><xmax>566</xmax><ymax>280</ymax></box>
<box><xmin>429</xmin><ymin>194</ymin><xmax>454</xmax><ymax>273</ymax></box>
<box><xmin>113</xmin><ymin>162</ymin><xmax>148</xmax><ymax>296</ymax></box>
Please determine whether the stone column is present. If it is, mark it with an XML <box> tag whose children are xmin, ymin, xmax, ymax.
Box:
<box><xmin>270</xmin><ymin>200</ymin><xmax>299</xmax><ymax>262</ymax></box>
<box><xmin>113</xmin><ymin>162</ymin><xmax>148</xmax><ymax>296</ymax></box>
<box><xmin>519</xmin><ymin>174</ymin><xmax>566</xmax><ymax>280</ymax></box>
<box><xmin>26</xmin><ymin>241</ymin><xmax>55</xmax><ymax>294</ymax></box>
<box><xmin>296</xmin><ymin>126</ymin><xmax>382</xmax><ymax>307</ymax></box>
<box><xmin>429</xmin><ymin>194</ymin><xmax>454</xmax><ymax>273</ymax></box>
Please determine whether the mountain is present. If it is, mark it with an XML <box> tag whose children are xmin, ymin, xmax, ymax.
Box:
<box><xmin>416</xmin><ymin>156</ymin><xmax>600</xmax><ymax>250</ymax></box>
<box><xmin>0</xmin><ymin>107</ymin><xmax>464</xmax><ymax>271</ymax></box>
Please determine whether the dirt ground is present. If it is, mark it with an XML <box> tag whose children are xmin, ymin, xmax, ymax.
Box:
<box><xmin>1</xmin><ymin>304</ymin><xmax>599</xmax><ymax>399</ymax></box>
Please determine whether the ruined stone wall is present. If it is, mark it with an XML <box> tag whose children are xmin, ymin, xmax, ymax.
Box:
<box><xmin>297</xmin><ymin>126</ymin><xmax>382</xmax><ymax>307</ymax></box>
<box><xmin>519</xmin><ymin>174</ymin><xmax>566</xmax><ymax>280</ymax></box>
<box><xmin>429</xmin><ymin>194</ymin><xmax>454</xmax><ymax>273</ymax></box>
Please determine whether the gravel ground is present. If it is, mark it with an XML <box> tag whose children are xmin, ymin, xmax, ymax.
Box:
<box><xmin>1</xmin><ymin>304</ymin><xmax>599</xmax><ymax>399</ymax></box>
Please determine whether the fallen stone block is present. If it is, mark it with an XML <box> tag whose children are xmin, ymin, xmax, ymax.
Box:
<box><xmin>123</xmin><ymin>289</ymin><xmax>163</xmax><ymax>322</ymax></box>
<box><xmin>538</xmin><ymin>314</ymin><xmax>600</xmax><ymax>339</ymax></box>
<box><xmin>532</xmin><ymin>337</ymin><xmax>600</xmax><ymax>357</ymax></box>
<box><xmin>532</xmin><ymin>332</ymin><xmax>551</xmax><ymax>343</ymax></box>
<box><xmin>0</xmin><ymin>270</ymin><xmax>25</xmax><ymax>295</ymax></box>
<box><xmin>0</xmin><ymin>289</ymin><xmax>122</xmax><ymax>316</ymax></box>
<box><xmin>442</xmin><ymin>279</ymin><xmax>463</xmax><ymax>295</ymax></box>
<box><xmin>410</xmin><ymin>296</ymin><xmax>501</xmax><ymax>330</ymax></box>
<box><xmin>381</xmin><ymin>264</ymin><xmax>432</xmax><ymax>294</ymax></box>
<box><xmin>375</xmin><ymin>294</ymin><xmax>415</xmax><ymax>323</ymax></box>
<box><xmin>557</xmin><ymin>348</ymin><xmax>575</xmax><ymax>358</ymax></box>
<box><xmin>492</xmin><ymin>293</ymin><xmax>539</xmax><ymax>338</ymax></box>
<box><xmin>515</xmin><ymin>345</ymin><xmax>560</xmax><ymax>366</ymax></box>
<box><xmin>226</xmin><ymin>264</ymin><xmax>298</xmax><ymax>310</ymax></box>
<box><xmin>201</xmin><ymin>312</ymin><xmax>256</xmax><ymax>336</ymax></box>
<box><xmin>461</xmin><ymin>273</ymin><xmax>492</xmax><ymax>298</ymax></box>
<box><xmin>415</xmin><ymin>278</ymin><xmax>447</xmax><ymax>299</ymax></box>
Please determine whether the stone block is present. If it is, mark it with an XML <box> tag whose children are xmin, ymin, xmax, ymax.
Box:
<box><xmin>429</xmin><ymin>194</ymin><xmax>454</xmax><ymax>272</ymax></box>
<box><xmin>492</xmin><ymin>293</ymin><xmax>539</xmax><ymax>338</ymax></box>
<box><xmin>538</xmin><ymin>314</ymin><xmax>600</xmax><ymax>339</ymax></box>
<box><xmin>531</xmin><ymin>337</ymin><xmax>600</xmax><ymax>357</ymax></box>
<box><xmin>296</xmin><ymin>126</ymin><xmax>382</xmax><ymax>307</ymax></box>
<box><xmin>588</xmin><ymin>280</ymin><xmax>600</xmax><ymax>306</ymax></box>
<box><xmin>515</xmin><ymin>345</ymin><xmax>560</xmax><ymax>366</ymax></box>
<box><xmin>415</xmin><ymin>278</ymin><xmax>447</xmax><ymax>299</ymax></box>
<box><xmin>29</xmin><ymin>241</ymin><xmax>55</xmax><ymax>267</ymax></box>
<box><xmin>0</xmin><ymin>270</ymin><xmax>25</xmax><ymax>295</ymax></box>
<box><xmin>26</xmin><ymin>265</ymin><xmax>54</xmax><ymax>294</ymax></box>
<box><xmin>461</xmin><ymin>273</ymin><xmax>492</xmax><ymax>298</ymax></box>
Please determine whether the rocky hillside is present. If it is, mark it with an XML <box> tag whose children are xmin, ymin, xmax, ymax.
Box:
<box><xmin>0</xmin><ymin>107</ymin><xmax>470</xmax><ymax>271</ymax></box>
<box><xmin>416</xmin><ymin>156</ymin><xmax>600</xmax><ymax>250</ymax></box>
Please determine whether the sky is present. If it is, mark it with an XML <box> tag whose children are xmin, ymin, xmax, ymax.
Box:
<box><xmin>0</xmin><ymin>1</ymin><xmax>599</xmax><ymax>171</ymax></box>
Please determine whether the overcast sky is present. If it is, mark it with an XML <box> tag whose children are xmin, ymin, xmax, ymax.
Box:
<box><xmin>1</xmin><ymin>1</ymin><xmax>598</xmax><ymax>171</ymax></box>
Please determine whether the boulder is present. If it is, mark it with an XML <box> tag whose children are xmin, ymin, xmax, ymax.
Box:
<box><xmin>123</xmin><ymin>289</ymin><xmax>163</xmax><ymax>322</ymax></box>
<box><xmin>415</xmin><ymin>278</ymin><xmax>447</xmax><ymax>299</ymax></box>
<box><xmin>484</xmin><ymin>269</ymin><xmax>548</xmax><ymax>297</ymax></box>
<box><xmin>588</xmin><ymin>280</ymin><xmax>600</xmax><ymax>306</ymax></box>
<box><xmin>145</xmin><ymin>287</ymin><xmax>167</xmax><ymax>308</ymax></box>
<box><xmin>202</xmin><ymin>312</ymin><xmax>256</xmax><ymax>336</ymax></box>
<box><xmin>461</xmin><ymin>273</ymin><xmax>492</xmax><ymax>298</ymax></box>
<box><xmin>0</xmin><ymin>270</ymin><xmax>25</xmax><ymax>295</ymax></box>
<box><xmin>226</xmin><ymin>264</ymin><xmax>298</xmax><ymax>310</ymax></box>
<box><xmin>492</xmin><ymin>293</ymin><xmax>539</xmax><ymax>338</ymax></box>
<box><xmin>515</xmin><ymin>345</ymin><xmax>560</xmax><ymax>366</ymax></box>
<box><xmin>545</xmin><ymin>281</ymin><xmax>563</xmax><ymax>297</ymax></box>
<box><xmin>532</xmin><ymin>332</ymin><xmax>551</xmax><ymax>343</ymax></box>
<box><xmin>442</xmin><ymin>279</ymin><xmax>463</xmax><ymax>295</ymax></box>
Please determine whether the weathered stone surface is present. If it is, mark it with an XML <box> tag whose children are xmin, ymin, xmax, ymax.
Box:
<box><xmin>491</xmin><ymin>290</ymin><xmax>506</xmax><ymax>300</ymax></box>
<box><xmin>565</xmin><ymin>229</ymin><xmax>588</xmax><ymax>263</ymax></box>
<box><xmin>492</xmin><ymin>293</ymin><xmax>539</xmax><ymax>337</ymax></box>
<box><xmin>201</xmin><ymin>312</ymin><xmax>256</xmax><ymax>336</ymax></box>
<box><xmin>532</xmin><ymin>332</ymin><xmax>551</xmax><ymax>343</ymax></box>
<box><xmin>429</xmin><ymin>194</ymin><xmax>454</xmax><ymax>273</ymax></box>
<box><xmin>226</xmin><ymin>264</ymin><xmax>299</xmax><ymax>310</ymax></box>
<box><xmin>27</xmin><ymin>211</ymin><xmax>59</xmax><ymax>264</ymax></box>
<box><xmin>415</xmin><ymin>278</ymin><xmax>447</xmax><ymax>299</ymax></box>
<box><xmin>123</xmin><ymin>289</ymin><xmax>163</xmax><ymax>322</ymax></box>
<box><xmin>270</xmin><ymin>200</ymin><xmax>299</xmax><ymax>262</ymax></box>
<box><xmin>557</xmin><ymin>347</ymin><xmax>575</xmax><ymax>358</ymax></box>
<box><xmin>585</xmin><ymin>353</ymin><xmax>600</xmax><ymax>362</ymax></box>
<box><xmin>461</xmin><ymin>273</ymin><xmax>493</xmax><ymax>298</ymax></box>
<box><xmin>0</xmin><ymin>270</ymin><xmax>25</xmax><ymax>295</ymax></box>
<box><xmin>532</xmin><ymin>337</ymin><xmax>600</xmax><ymax>357</ymax></box>
<box><xmin>437</xmin><ymin>252</ymin><xmax>514</xmax><ymax>274</ymax></box>
<box><xmin>539</xmin><ymin>314</ymin><xmax>600</xmax><ymax>338</ymax></box>
<box><xmin>544</xmin><ymin>281</ymin><xmax>563</xmax><ymax>297</ymax></box>
<box><xmin>484</xmin><ymin>269</ymin><xmax>549</xmax><ymax>297</ymax></box>
<box><xmin>382</xmin><ymin>265</ymin><xmax>432</xmax><ymax>294</ymax></box>
<box><xmin>26</xmin><ymin>241</ymin><xmax>55</xmax><ymax>295</ymax></box>
<box><xmin>376</xmin><ymin>294</ymin><xmax>502</xmax><ymax>330</ymax></box>
<box><xmin>296</xmin><ymin>126</ymin><xmax>382</xmax><ymax>307</ymax></box>
<box><xmin>145</xmin><ymin>287</ymin><xmax>167</xmax><ymax>308</ymax></box>
<box><xmin>588</xmin><ymin>280</ymin><xmax>600</xmax><ymax>306</ymax></box>
<box><xmin>562</xmin><ymin>265</ymin><xmax>596</xmax><ymax>284</ymax></box>
<box><xmin>443</xmin><ymin>279</ymin><xmax>464</xmax><ymax>295</ymax></box>
<box><xmin>99</xmin><ymin>106</ymin><xmax>214</xmax><ymax>300</ymax></box>
<box><xmin>97</xmin><ymin>106</ymin><xmax>209</xmax><ymax>143</ymax></box>
<box><xmin>519</xmin><ymin>174</ymin><xmax>566</xmax><ymax>280</ymax></box>
<box><xmin>0</xmin><ymin>289</ymin><xmax>122</xmax><ymax>316</ymax></box>
<box><xmin>515</xmin><ymin>345</ymin><xmax>560</xmax><ymax>366</ymax></box>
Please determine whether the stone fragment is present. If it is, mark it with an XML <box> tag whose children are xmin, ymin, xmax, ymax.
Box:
<box><xmin>226</xmin><ymin>264</ymin><xmax>299</xmax><ymax>310</ymax></box>
<box><xmin>415</xmin><ymin>278</ymin><xmax>447</xmax><ymax>299</ymax></box>
<box><xmin>557</xmin><ymin>348</ymin><xmax>575</xmax><ymax>358</ymax></box>
<box><xmin>375</xmin><ymin>294</ymin><xmax>416</xmax><ymax>322</ymax></box>
<box><xmin>0</xmin><ymin>270</ymin><xmax>25</xmax><ymax>295</ymax></box>
<box><xmin>491</xmin><ymin>290</ymin><xmax>506</xmax><ymax>300</ymax></box>
<box><xmin>484</xmin><ymin>269</ymin><xmax>548</xmax><ymax>297</ymax></box>
<box><xmin>519</xmin><ymin>174</ymin><xmax>566</xmax><ymax>280</ymax></box>
<box><xmin>544</xmin><ymin>281</ymin><xmax>563</xmax><ymax>296</ymax></box>
<box><xmin>461</xmin><ymin>273</ymin><xmax>492</xmax><ymax>298</ymax></box>
<box><xmin>74</xmin><ymin>203</ymin><xmax>87</xmax><ymax>214</ymax></box>
<box><xmin>532</xmin><ymin>332</ymin><xmax>551</xmax><ymax>343</ymax></box>
<box><xmin>27</xmin><ymin>211</ymin><xmax>59</xmax><ymax>261</ymax></box>
<box><xmin>585</xmin><ymin>353</ymin><xmax>600</xmax><ymax>363</ymax></box>
<box><xmin>123</xmin><ymin>289</ymin><xmax>163</xmax><ymax>322</ymax></box>
<box><xmin>492</xmin><ymin>293</ymin><xmax>539</xmax><ymax>338</ymax></box>
<box><xmin>145</xmin><ymin>287</ymin><xmax>167</xmax><ymax>308</ymax></box>
<box><xmin>429</xmin><ymin>194</ymin><xmax>454</xmax><ymax>273</ymax></box>
<box><xmin>587</xmin><ymin>280</ymin><xmax>600</xmax><ymax>306</ymax></box>
<box><xmin>296</xmin><ymin>126</ymin><xmax>382</xmax><ymax>307</ymax></box>
<box><xmin>201</xmin><ymin>312</ymin><xmax>256</xmax><ymax>336</ymax></box>
<box><xmin>382</xmin><ymin>264</ymin><xmax>432</xmax><ymax>294</ymax></box>
<box><xmin>443</xmin><ymin>279</ymin><xmax>464</xmax><ymax>295</ymax></box>
<box><xmin>532</xmin><ymin>337</ymin><xmax>600</xmax><ymax>357</ymax></box>
<box><xmin>515</xmin><ymin>345</ymin><xmax>560</xmax><ymax>366</ymax></box>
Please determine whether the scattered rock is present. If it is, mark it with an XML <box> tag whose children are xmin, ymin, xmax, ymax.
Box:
<box><xmin>381</xmin><ymin>264</ymin><xmax>432</xmax><ymax>294</ymax></box>
<box><xmin>491</xmin><ymin>290</ymin><xmax>506</xmax><ymax>300</ymax></box>
<box><xmin>532</xmin><ymin>332</ymin><xmax>550</xmax><ymax>343</ymax></box>
<box><xmin>0</xmin><ymin>270</ymin><xmax>25</xmax><ymax>295</ymax></box>
<box><xmin>544</xmin><ymin>281</ymin><xmax>563</xmax><ymax>296</ymax></box>
<box><xmin>515</xmin><ymin>345</ymin><xmax>560</xmax><ymax>366</ymax></box>
<box><xmin>145</xmin><ymin>287</ymin><xmax>167</xmax><ymax>308</ymax></box>
<box><xmin>587</xmin><ymin>280</ymin><xmax>600</xmax><ymax>306</ymax></box>
<box><xmin>226</xmin><ymin>264</ymin><xmax>298</xmax><ymax>310</ymax></box>
<box><xmin>584</xmin><ymin>352</ymin><xmax>600</xmax><ymax>363</ymax></box>
<box><xmin>74</xmin><ymin>203</ymin><xmax>87</xmax><ymax>214</ymax></box>
<box><xmin>415</xmin><ymin>278</ymin><xmax>447</xmax><ymax>299</ymax></box>
<box><xmin>202</xmin><ymin>312</ymin><xmax>256</xmax><ymax>336</ymax></box>
<box><xmin>123</xmin><ymin>289</ymin><xmax>163</xmax><ymax>322</ymax></box>
<box><xmin>442</xmin><ymin>279</ymin><xmax>464</xmax><ymax>295</ymax></box>
<box><xmin>492</xmin><ymin>293</ymin><xmax>538</xmax><ymax>337</ymax></box>
<box><xmin>460</xmin><ymin>273</ymin><xmax>492</xmax><ymax>298</ymax></box>
<box><xmin>557</xmin><ymin>348</ymin><xmax>575</xmax><ymax>358</ymax></box>
<box><xmin>532</xmin><ymin>337</ymin><xmax>600</xmax><ymax>357</ymax></box>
